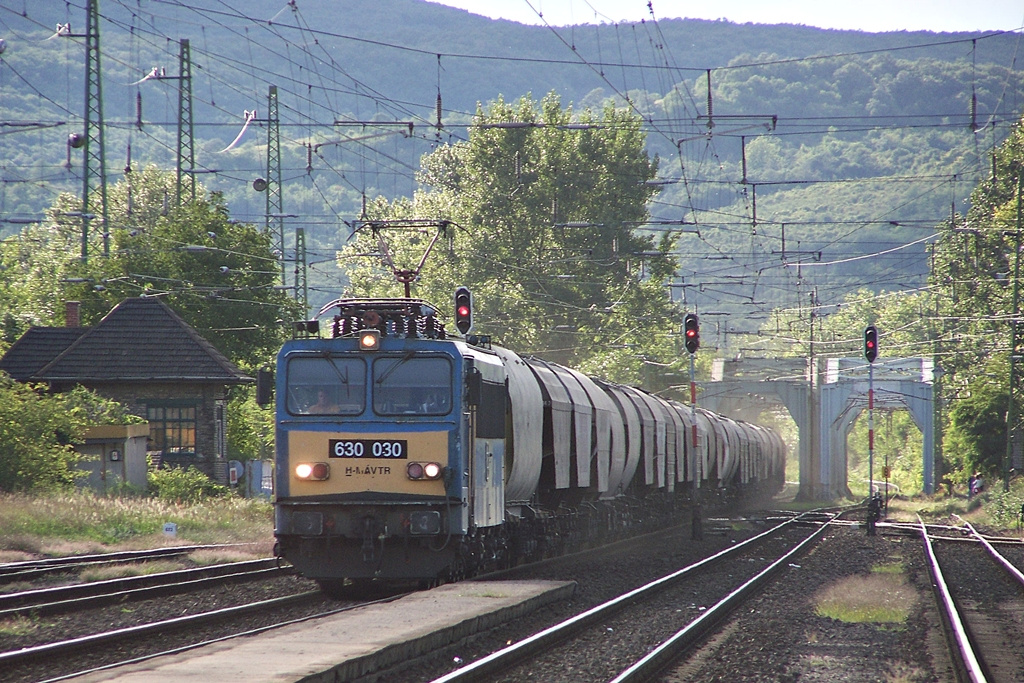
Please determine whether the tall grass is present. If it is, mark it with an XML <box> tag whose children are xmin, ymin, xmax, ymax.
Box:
<box><xmin>881</xmin><ymin>478</ymin><xmax>1024</xmax><ymax>531</ymax></box>
<box><xmin>0</xmin><ymin>491</ymin><xmax>274</xmax><ymax>555</ymax></box>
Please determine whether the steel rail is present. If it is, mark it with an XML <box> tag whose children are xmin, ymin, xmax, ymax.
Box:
<box><xmin>918</xmin><ymin>516</ymin><xmax>989</xmax><ymax>683</ymax></box>
<box><xmin>0</xmin><ymin>558</ymin><xmax>285</xmax><ymax>611</ymax></box>
<box><xmin>0</xmin><ymin>544</ymin><xmax>264</xmax><ymax>582</ymax></box>
<box><xmin>958</xmin><ymin>517</ymin><xmax>1024</xmax><ymax>581</ymax></box>
<box><xmin>786</xmin><ymin>517</ymin><xmax>1024</xmax><ymax>546</ymax></box>
<box><xmin>0</xmin><ymin>563</ymin><xmax>292</xmax><ymax>619</ymax></box>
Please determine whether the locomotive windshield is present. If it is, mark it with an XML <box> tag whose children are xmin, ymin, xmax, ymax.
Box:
<box><xmin>373</xmin><ymin>356</ymin><xmax>452</xmax><ymax>416</ymax></box>
<box><xmin>286</xmin><ymin>356</ymin><xmax>366</xmax><ymax>415</ymax></box>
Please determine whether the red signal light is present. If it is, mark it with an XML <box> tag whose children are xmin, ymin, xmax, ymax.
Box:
<box><xmin>454</xmin><ymin>287</ymin><xmax>473</xmax><ymax>335</ymax></box>
<box><xmin>683</xmin><ymin>313</ymin><xmax>700</xmax><ymax>354</ymax></box>
<box><xmin>864</xmin><ymin>325</ymin><xmax>878</xmax><ymax>363</ymax></box>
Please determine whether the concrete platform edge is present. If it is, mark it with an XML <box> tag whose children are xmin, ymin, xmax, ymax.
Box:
<box><xmin>300</xmin><ymin>581</ymin><xmax>577</xmax><ymax>683</ymax></box>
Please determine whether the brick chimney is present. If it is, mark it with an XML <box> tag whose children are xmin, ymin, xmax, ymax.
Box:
<box><xmin>65</xmin><ymin>300</ymin><xmax>81</xmax><ymax>328</ymax></box>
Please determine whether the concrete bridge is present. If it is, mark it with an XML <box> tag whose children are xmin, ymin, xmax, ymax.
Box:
<box><xmin>700</xmin><ymin>356</ymin><xmax>940</xmax><ymax>500</ymax></box>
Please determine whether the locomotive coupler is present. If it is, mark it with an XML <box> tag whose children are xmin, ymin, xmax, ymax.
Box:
<box><xmin>361</xmin><ymin>516</ymin><xmax>380</xmax><ymax>563</ymax></box>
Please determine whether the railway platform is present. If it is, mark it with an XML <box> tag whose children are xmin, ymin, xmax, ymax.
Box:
<box><xmin>63</xmin><ymin>579</ymin><xmax>575</xmax><ymax>682</ymax></box>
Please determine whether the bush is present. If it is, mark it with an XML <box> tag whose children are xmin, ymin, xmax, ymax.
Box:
<box><xmin>148</xmin><ymin>466</ymin><xmax>229</xmax><ymax>505</ymax></box>
<box><xmin>0</xmin><ymin>378</ymin><xmax>139</xmax><ymax>493</ymax></box>
<box><xmin>985</xmin><ymin>483</ymin><xmax>1024</xmax><ymax>527</ymax></box>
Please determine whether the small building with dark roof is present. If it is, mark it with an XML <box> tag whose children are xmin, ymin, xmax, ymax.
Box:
<box><xmin>0</xmin><ymin>297</ymin><xmax>253</xmax><ymax>483</ymax></box>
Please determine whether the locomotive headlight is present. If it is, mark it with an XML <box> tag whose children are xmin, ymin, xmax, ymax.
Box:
<box><xmin>358</xmin><ymin>329</ymin><xmax>380</xmax><ymax>351</ymax></box>
<box><xmin>295</xmin><ymin>462</ymin><xmax>330</xmax><ymax>481</ymax></box>
<box><xmin>407</xmin><ymin>461</ymin><xmax>444</xmax><ymax>481</ymax></box>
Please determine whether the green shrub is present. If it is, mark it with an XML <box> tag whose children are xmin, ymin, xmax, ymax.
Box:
<box><xmin>0</xmin><ymin>378</ymin><xmax>139</xmax><ymax>493</ymax></box>
<box><xmin>986</xmin><ymin>483</ymin><xmax>1024</xmax><ymax>527</ymax></box>
<box><xmin>148</xmin><ymin>466</ymin><xmax>229</xmax><ymax>505</ymax></box>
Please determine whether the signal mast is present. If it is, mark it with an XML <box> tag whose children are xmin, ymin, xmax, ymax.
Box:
<box><xmin>684</xmin><ymin>312</ymin><xmax>701</xmax><ymax>540</ymax></box>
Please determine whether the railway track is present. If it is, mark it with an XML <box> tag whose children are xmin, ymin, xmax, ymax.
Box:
<box><xmin>0</xmin><ymin>556</ymin><xmax>335</xmax><ymax>683</ymax></box>
<box><xmin>0</xmin><ymin>557</ymin><xmax>291</xmax><ymax>618</ymax></box>
<box><xmin>922</xmin><ymin>517</ymin><xmax>1024</xmax><ymax>683</ymax></box>
<box><xmin>0</xmin><ymin>544</ymin><xmax>264</xmax><ymax>585</ymax></box>
<box><xmin>0</xmin><ymin>590</ymin><xmax>323</xmax><ymax>670</ymax></box>
<box><xmin>421</xmin><ymin>510</ymin><xmax>837</xmax><ymax>683</ymax></box>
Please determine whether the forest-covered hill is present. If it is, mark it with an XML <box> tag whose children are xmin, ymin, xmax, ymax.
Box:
<box><xmin>1</xmin><ymin>0</ymin><xmax>1022</xmax><ymax>319</ymax></box>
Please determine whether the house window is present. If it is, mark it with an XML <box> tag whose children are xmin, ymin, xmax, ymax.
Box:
<box><xmin>146</xmin><ymin>401</ymin><xmax>198</xmax><ymax>462</ymax></box>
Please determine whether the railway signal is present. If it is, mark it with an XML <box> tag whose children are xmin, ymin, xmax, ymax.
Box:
<box><xmin>864</xmin><ymin>324</ymin><xmax>880</xmax><ymax>532</ymax></box>
<box><xmin>864</xmin><ymin>325</ymin><xmax>878</xmax><ymax>363</ymax></box>
<box><xmin>454</xmin><ymin>287</ymin><xmax>473</xmax><ymax>334</ymax></box>
<box><xmin>683</xmin><ymin>313</ymin><xmax>700</xmax><ymax>354</ymax></box>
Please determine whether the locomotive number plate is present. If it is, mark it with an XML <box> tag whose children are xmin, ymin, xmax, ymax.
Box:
<box><xmin>329</xmin><ymin>439</ymin><xmax>408</xmax><ymax>459</ymax></box>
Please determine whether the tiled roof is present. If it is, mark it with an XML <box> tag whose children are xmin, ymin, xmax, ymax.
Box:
<box><xmin>4</xmin><ymin>297</ymin><xmax>252</xmax><ymax>384</ymax></box>
<box><xmin>0</xmin><ymin>327</ymin><xmax>87</xmax><ymax>381</ymax></box>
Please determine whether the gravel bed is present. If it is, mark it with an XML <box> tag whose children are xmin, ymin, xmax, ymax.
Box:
<box><xmin>662</xmin><ymin>525</ymin><xmax>949</xmax><ymax>682</ymax></box>
<box><xmin>382</xmin><ymin>522</ymin><xmax>956</xmax><ymax>683</ymax></box>
<box><xmin>495</xmin><ymin>525</ymin><xmax>815</xmax><ymax>682</ymax></box>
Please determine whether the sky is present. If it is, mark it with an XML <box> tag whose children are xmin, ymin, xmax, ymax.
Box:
<box><xmin>427</xmin><ymin>0</ymin><xmax>1024</xmax><ymax>33</ymax></box>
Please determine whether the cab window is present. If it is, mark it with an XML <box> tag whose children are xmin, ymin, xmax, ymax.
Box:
<box><xmin>286</xmin><ymin>356</ymin><xmax>366</xmax><ymax>415</ymax></box>
<box><xmin>373</xmin><ymin>356</ymin><xmax>452</xmax><ymax>416</ymax></box>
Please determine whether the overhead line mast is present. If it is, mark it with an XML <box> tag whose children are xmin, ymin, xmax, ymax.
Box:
<box><xmin>62</xmin><ymin>0</ymin><xmax>110</xmax><ymax>262</ymax></box>
<box><xmin>84</xmin><ymin>0</ymin><xmax>109</xmax><ymax>259</ymax></box>
<box><xmin>176</xmin><ymin>39</ymin><xmax>195</xmax><ymax>207</ymax></box>
<box><xmin>265</xmin><ymin>85</ymin><xmax>285</xmax><ymax>287</ymax></box>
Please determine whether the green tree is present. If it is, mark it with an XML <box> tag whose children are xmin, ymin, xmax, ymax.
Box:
<box><xmin>226</xmin><ymin>387</ymin><xmax>274</xmax><ymax>462</ymax></box>
<box><xmin>928</xmin><ymin>119</ymin><xmax>1024</xmax><ymax>482</ymax></box>
<box><xmin>342</xmin><ymin>93</ymin><xmax>683</xmax><ymax>387</ymax></box>
<box><xmin>87</xmin><ymin>167</ymin><xmax>301</xmax><ymax>369</ymax></box>
<box><xmin>0</xmin><ymin>168</ymin><xmax>300</xmax><ymax>369</ymax></box>
<box><xmin>848</xmin><ymin>410</ymin><xmax>924</xmax><ymax>496</ymax></box>
<box><xmin>0</xmin><ymin>196</ymin><xmax>86</xmax><ymax>339</ymax></box>
<box><xmin>945</xmin><ymin>364</ymin><xmax>1010</xmax><ymax>481</ymax></box>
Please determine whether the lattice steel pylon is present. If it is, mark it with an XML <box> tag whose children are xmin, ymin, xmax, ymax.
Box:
<box><xmin>81</xmin><ymin>0</ymin><xmax>109</xmax><ymax>261</ymax></box>
<box><xmin>175</xmin><ymin>39</ymin><xmax>195</xmax><ymax>207</ymax></box>
<box><xmin>265</xmin><ymin>85</ymin><xmax>285</xmax><ymax>286</ymax></box>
